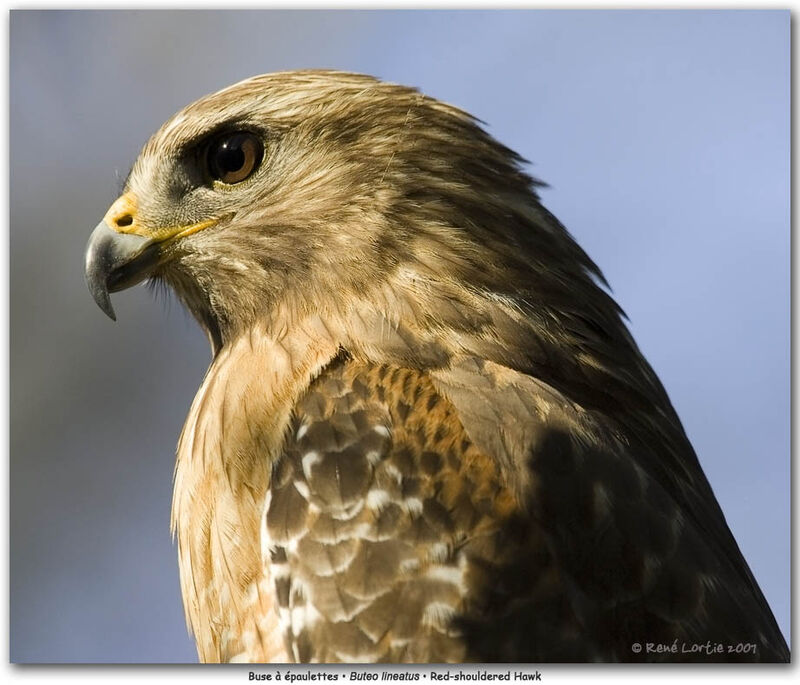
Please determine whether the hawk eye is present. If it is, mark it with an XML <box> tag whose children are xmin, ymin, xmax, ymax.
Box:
<box><xmin>206</xmin><ymin>132</ymin><xmax>263</xmax><ymax>185</ymax></box>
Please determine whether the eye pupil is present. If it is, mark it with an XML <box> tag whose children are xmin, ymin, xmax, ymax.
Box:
<box><xmin>216</xmin><ymin>144</ymin><xmax>245</xmax><ymax>173</ymax></box>
<box><xmin>207</xmin><ymin>132</ymin><xmax>263</xmax><ymax>184</ymax></box>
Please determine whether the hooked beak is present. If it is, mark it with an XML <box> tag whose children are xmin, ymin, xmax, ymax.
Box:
<box><xmin>85</xmin><ymin>192</ymin><xmax>218</xmax><ymax>320</ymax></box>
<box><xmin>84</xmin><ymin>221</ymin><xmax>160</xmax><ymax>321</ymax></box>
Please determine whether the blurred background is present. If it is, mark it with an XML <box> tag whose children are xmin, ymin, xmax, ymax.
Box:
<box><xmin>10</xmin><ymin>10</ymin><xmax>789</xmax><ymax>662</ymax></box>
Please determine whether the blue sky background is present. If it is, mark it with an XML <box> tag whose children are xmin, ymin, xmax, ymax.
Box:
<box><xmin>10</xmin><ymin>10</ymin><xmax>789</xmax><ymax>662</ymax></box>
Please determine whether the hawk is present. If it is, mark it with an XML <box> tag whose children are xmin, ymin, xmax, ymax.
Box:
<box><xmin>84</xmin><ymin>71</ymin><xmax>788</xmax><ymax>663</ymax></box>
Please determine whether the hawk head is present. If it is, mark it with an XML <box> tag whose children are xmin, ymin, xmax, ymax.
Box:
<box><xmin>85</xmin><ymin>70</ymin><xmax>618</xmax><ymax>363</ymax></box>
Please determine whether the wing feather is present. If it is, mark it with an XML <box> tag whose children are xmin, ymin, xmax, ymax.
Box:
<box><xmin>431</xmin><ymin>355</ymin><xmax>789</xmax><ymax>662</ymax></box>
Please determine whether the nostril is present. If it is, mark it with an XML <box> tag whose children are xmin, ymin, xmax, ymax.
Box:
<box><xmin>116</xmin><ymin>214</ymin><xmax>133</xmax><ymax>228</ymax></box>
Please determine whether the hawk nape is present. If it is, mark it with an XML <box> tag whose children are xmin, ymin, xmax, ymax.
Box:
<box><xmin>84</xmin><ymin>71</ymin><xmax>788</xmax><ymax>663</ymax></box>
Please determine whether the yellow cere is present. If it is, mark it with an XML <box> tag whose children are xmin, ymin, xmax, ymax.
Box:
<box><xmin>104</xmin><ymin>191</ymin><xmax>218</xmax><ymax>243</ymax></box>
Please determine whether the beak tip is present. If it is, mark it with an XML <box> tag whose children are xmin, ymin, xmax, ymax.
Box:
<box><xmin>100</xmin><ymin>299</ymin><xmax>118</xmax><ymax>322</ymax></box>
<box><xmin>85</xmin><ymin>269</ymin><xmax>117</xmax><ymax>321</ymax></box>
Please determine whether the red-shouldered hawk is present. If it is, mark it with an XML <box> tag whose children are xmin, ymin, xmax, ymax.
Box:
<box><xmin>84</xmin><ymin>71</ymin><xmax>788</xmax><ymax>663</ymax></box>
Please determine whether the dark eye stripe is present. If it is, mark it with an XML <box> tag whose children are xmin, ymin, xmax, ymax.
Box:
<box><xmin>207</xmin><ymin>132</ymin><xmax>263</xmax><ymax>184</ymax></box>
